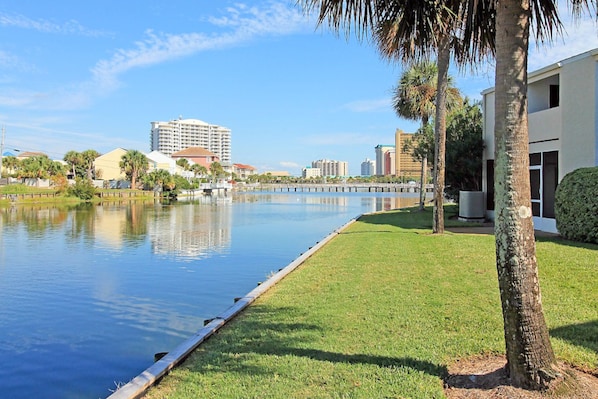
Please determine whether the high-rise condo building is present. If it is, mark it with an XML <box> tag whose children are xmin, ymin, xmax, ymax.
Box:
<box><xmin>311</xmin><ymin>159</ymin><xmax>348</xmax><ymax>177</ymax></box>
<box><xmin>374</xmin><ymin>144</ymin><xmax>394</xmax><ymax>176</ymax></box>
<box><xmin>361</xmin><ymin>158</ymin><xmax>376</xmax><ymax>176</ymax></box>
<box><xmin>150</xmin><ymin>117</ymin><xmax>231</xmax><ymax>165</ymax></box>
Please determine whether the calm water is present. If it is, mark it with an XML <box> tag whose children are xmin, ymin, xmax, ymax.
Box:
<box><xmin>0</xmin><ymin>191</ymin><xmax>420</xmax><ymax>399</ymax></box>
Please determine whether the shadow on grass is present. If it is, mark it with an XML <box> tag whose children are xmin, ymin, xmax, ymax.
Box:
<box><xmin>356</xmin><ymin>204</ymin><xmax>477</xmax><ymax>232</ymax></box>
<box><xmin>185</xmin><ymin>305</ymin><xmax>447</xmax><ymax>383</ymax></box>
<box><xmin>551</xmin><ymin>320</ymin><xmax>598</xmax><ymax>354</ymax></box>
<box><xmin>536</xmin><ymin>235</ymin><xmax>598</xmax><ymax>250</ymax></box>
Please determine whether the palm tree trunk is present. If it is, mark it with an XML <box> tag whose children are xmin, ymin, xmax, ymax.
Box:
<box><xmin>432</xmin><ymin>38</ymin><xmax>450</xmax><ymax>234</ymax></box>
<box><xmin>419</xmin><ymin>156</ymin><xmax>427</xmax><ymax>211</ymax></box>
<box><xmin>494</xmin><ymin>0</ymin><xmax>559</xmax><ymax>389</ymax></box>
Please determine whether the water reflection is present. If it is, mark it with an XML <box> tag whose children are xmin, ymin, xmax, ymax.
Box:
<box><xmin>148</xmin><ymin>200</ymin><xmax>232</xmax><ymax>260</ymax></box>
<box><xmin>0</xmin><ymin>192</ymin><xmax>424</xmax><ymax>399</ymax></box>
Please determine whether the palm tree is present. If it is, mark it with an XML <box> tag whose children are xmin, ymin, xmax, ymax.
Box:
<box><xmin>375</xmin><ymin>0</ymin><xmax>492</xmax><ymax>234</ymax></box>
<box><xmin>299</xmin><ymin>0</ymin><xmax>588</xmax><ymax>389</ymax></box>
<box><xmin>489</xmin><ymin>0</ymin><xmax>561</xmax><ymax>389</ymax></box>
<box><xmin>63</xmin><ymin>150</ymin><xmax>82</xmax><ymax>179</ymax></box>
<box><xmin>176</xmin><ymin>158</ymin><xmax>190</xmax><ymax>171</ymax></box>
<box><xmin>21</xmin><ymin>155</ymin><xmax>52</xmax><ymax>182</ymax></box>
<box><xmin>392</xmin><ymin>61</ymin><xmax>438</xmax><ymax>211</ymax></box>
<box><xmin>191</xmin><ymin>164</ymin><xmax>207</xmax><ymax>180</ymax></box>
<box><xmin>209</xmin><ymin>162</ymin><xmax>226</xmax><ymax>182</ymax></box>
<box><xmin>120</xmin><ymin>150</ymin><xmax>148</xmax><ymax>190</ymax></box>
<box><xmin>81</xmin><ymin>149</ymin><xmax>100</xmax><ymax>180</ymax></box>
<box><xmin>2</xmin><ymin>155</ymin><xmax>20</xmax><ymax>177</ymax></box>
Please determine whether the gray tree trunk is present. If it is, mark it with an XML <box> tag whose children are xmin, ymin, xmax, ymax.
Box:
<box><xmin>433</xmin><ymin>39</ymin><xmax>450</xmax><ymax>234</ymax></box>
<box><xmin>494</xmin><ymin>0</ymin><xmax>560</xmax><ymax>389</ymax></box>
<box><xmin>419</xmin><ymin>156</ymin><xmax>427</xmax><ymax>211</ymax></box>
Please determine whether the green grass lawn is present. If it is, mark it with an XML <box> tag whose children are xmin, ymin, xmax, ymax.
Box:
<box><xmin>144</xmin><ymin>205</ymin><xmax>597</xmax><ymax>399</ymax></box>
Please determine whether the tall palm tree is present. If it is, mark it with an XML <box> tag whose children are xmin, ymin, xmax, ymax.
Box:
<box><xmin>375</xmin><ymin>0</ymin><xmax>492</xmax><ymax>234</ymax></box>
<box><xmin>490</xmin><ymin>0</ymin><xmax>563</xmax><ymax>389</ymax></box>
<box><xmin>299</xmin><ymin>0</ymin><xmax>589</xmax><ymax>389</ymax></box>
<box><xmin>209</xmin><ymin>161</ymin><xmax>226</xmax><ymax>182</ymax></box>
<box><xmin>120</xmin><ymin>150</ymin><xmax>148</xmax><ymax>190</ymax></box>
<box><xmin>81</xmin><ymin>149</ymin><xmax>100</xmax><ymax>180</ymax></box>
<box><xmin>392</xmin><ymin>61</ymin><xmax>437</xmax><ymax>211</ymax></box>
<box><xmin>63</xmin><ymin>150</ymin><xmax>82</xmax><ymax>179</ymax></box>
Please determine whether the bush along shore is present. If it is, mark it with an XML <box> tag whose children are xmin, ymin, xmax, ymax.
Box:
<box><xmin>140</xmin><ymin>205</ymin><xmax>597</xmax><ymax>399</ymax></box>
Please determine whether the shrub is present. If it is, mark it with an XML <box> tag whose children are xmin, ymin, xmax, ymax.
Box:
<box><xmin>554</xmin><ymin>166</ymin><xmax>598</xmax><ymax>244</ymax></box>
<box><xmin>66</xmin><ymin>178</ymin><xmax>97</xmax><ymax>201</ymax></box>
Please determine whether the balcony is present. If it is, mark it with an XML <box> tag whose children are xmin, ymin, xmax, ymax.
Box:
<box><xmin>528</xmin><ymin>106</ymin><xmax>562</xmax><ymax>143</ymax></box>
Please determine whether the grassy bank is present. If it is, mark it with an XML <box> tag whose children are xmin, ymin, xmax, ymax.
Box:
<box><xmin>143</xmin><ymin>206</ymin><xmax>597</xmax><ymax>399</ymax></box>
<box><xmin>0</xmin><ymin>184</ymin><xmax>157</xmax><ymax>207</ymax></box>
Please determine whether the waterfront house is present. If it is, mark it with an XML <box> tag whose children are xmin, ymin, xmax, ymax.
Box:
<box><xmin>93</xmin><ymin>148</ymin><xmax>128</xmax><ymax>181</ymax></box>
<box><xmin>171</xmin><ymin>146</ymin><xmax>220</xmax><ymax>169</ymax></box>
<box><xmin>146</xmin><ymin>150</ymin><xmax>188</xmax><ymax>177</ymax></box>
<box><xmin>232</xmin><ymin>163</ymin><xmax>257</xmax><ymax>180</ymax></box>
<box><xmin>482</xmin><ymin>48</ymin><xmax>598</xmax><ymax>233</ymax></box>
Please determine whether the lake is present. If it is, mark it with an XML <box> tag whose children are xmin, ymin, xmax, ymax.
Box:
<box><xmin>0</xmin><ymin>191</ymin><xmax>421</xmax><ymax>399</ymax></box>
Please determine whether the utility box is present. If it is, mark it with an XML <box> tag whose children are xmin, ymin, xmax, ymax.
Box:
<box><xmin>458</xmin><ymin>191</ymin><xmax>485</xmax><ymax>222</ymax></box>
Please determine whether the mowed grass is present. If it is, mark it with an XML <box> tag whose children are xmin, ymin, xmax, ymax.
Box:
<box><xmin>144</xmin><ymin>205</ymin><xmax>597</xmax><ymax>399</ymax></box>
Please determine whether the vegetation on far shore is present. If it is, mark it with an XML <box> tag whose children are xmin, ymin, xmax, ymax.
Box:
<box><xmin>142</xmin><ymin>205</ymin><xmax>597</xmax><ymax>399</ymax></box>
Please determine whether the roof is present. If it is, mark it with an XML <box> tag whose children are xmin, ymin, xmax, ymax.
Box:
<box><xmin>16</xmin><ymin>151</ymin><xmax>47</xmax><ymax>159</ymax></box>
<box><xmin>146</xmin><ymin>150</ymin><xmax>175</xmax><ymax>163</ymax></box>
<box><xmin>171</xmin><ymin>147</ymin><xmax>217</xmax><ymax>158</ymax></box>
<box><xmin>482</xmin><ymin>47</ymin><xmax>598</xmax><ymax>95</ymax></box>
<box><xmin>233</xmin><ymin>163</ymin><xmax>256</xmax><ymax>170</ymax></box>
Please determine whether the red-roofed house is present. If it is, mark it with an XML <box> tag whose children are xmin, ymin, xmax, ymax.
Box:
<box><xmin>170</xmin><ymin>147</ymin><xmax>219</xmax><ymax>169</ymax></box>
<box><xmin>232</xmin><ymin>163</ymin><xmax>257</xmax><ymax>180</ymax></box>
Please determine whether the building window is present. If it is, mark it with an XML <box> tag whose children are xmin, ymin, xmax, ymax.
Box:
<box><xmin>549</xmin><ymin>85</ymin><xmax>559</xmax><ymax>108</ymax></box>
<box><xmin>529</xmin><ymin>151</ymin><xmax>559</xmax><ymax>219</ymax></box>
<box><xmin>486</xmin><ymin>160</ymin><xmax>494</xmax><ymax>211</ymax></box>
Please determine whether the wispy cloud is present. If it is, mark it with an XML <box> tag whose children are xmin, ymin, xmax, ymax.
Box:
<box><xmin>1</xmin><ymin>2</ymin><xmax>310</xmax><ymax>111</ymax></box>
<box><xmin>0</xmin><ymin>12</ymin><xmax>108</xmax><ymax>36</ymax></box>
<box><xmin>529</xmin><ymin>16</ymin><xmax>598</xmax><ymax>70</ymax></box>
<box><xmin>91</xmin><ymin>2</ymin><xmax>309</xmax><ymax>94</ymax></box>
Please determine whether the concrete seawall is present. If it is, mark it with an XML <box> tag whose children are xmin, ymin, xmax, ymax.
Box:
<box><xmin>106</xmin><ymin>215</ymin><xmax>360</xmax><ymax>399</ymax></box>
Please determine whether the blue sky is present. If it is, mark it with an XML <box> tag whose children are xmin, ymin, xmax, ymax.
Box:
<box><xmin>1</xmin><ymin>1</ymin><xmax>597</xmax><ymax>176</ymax></box>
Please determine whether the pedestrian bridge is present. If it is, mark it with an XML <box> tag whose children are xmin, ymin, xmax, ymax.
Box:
<box><xmin>260</xmin><ymin>183</ymin><xmax>433</xmax><ymax>193</ymax></box>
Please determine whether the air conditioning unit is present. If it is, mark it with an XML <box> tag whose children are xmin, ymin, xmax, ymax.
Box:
<box><xmin>458</xmin><ymin>191</ymin><xmax>485</xmax><ymax>222</ymax></box>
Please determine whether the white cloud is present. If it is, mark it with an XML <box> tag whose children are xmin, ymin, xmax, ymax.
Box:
<box><xmin>0</xmin><ymin>12</ymin><xmax>108</xmax><ymax>36</ymax></box>
<box><xmin>91</xmin><ymin>2</ymin><xmax>309</xmax><ymax>94</ymax></box>
<box><xmin>529</xmin><ymin>16</ymin><xmax>598</xmax><ymax>70</ymax></box>
<box><xmin>0</xmin><ymin>2</ymin><xmax>310</xmax><ymax>112</ymax></box>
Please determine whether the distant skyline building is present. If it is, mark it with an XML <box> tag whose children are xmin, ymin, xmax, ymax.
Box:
<box><xmin>150</xmin><ymin>117</ymin><xmax>231</xmax><ymax>165</ymax></box>
<box><xmin>384</xmin><ymin>148</ymin><xmax>396</xmax><ymax>175</ymax></box>
<box><xmin>361</xmin><ymin>158</ymin><xmax>375</xmax><ymax>176</ymax></box>
<box><xmin>394</xmin><ymin>129</ymin><xmax>421</xmax><ymax>179</ymax></box>
<box><xmin>302</xmin><ymin>166</ymin><xmax>322</xmax><ymax>178</ymax></box>
<box><xmin>311</xmin><ymin>159</ymin><xmax>348</xmax><ymax>177</ymax></box>
<box><xmin>374</xmin><ymin>144</ymin><xmax>394</xmax><ymax>176</ymax></box>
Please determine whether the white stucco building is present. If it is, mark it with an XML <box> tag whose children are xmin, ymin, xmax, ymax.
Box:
<box><xmin>482</xmin><ymin>48</ymin><xmax>598</xmax><ymax>233</ymax></box>
<box><xmin>150</xmin><ymin>117</ymin><xmax>231</xmax><ymax>166</ymax></box>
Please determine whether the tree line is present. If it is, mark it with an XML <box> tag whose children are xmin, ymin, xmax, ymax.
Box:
<box><xmin>1</xmin><ymin>149</ymin><xmax>231</xmax><ymax>199</ymax></box>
